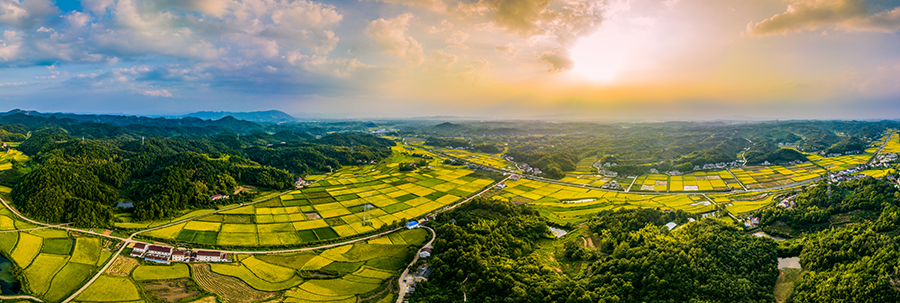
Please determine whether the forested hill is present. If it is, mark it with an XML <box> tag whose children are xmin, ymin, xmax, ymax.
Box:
<box><xmin>7</xmin><ymin>127</ymin><xmax>394</xmax><ymax>227</ymax></box>
<box><xmin>412</xmin><ymin>199</ymin><xmax>779</xmax><ymax>302</ymax></box>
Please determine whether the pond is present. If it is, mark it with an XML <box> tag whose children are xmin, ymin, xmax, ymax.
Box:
<box><xmin>0</xmin><ymin>254</ymin><xmax>21</xmax><ymax>294</ymax></box>
<box><xmin>548</xmin><ymin>226</ymin><xmax>569</xmax><ymax>238</ymax></box>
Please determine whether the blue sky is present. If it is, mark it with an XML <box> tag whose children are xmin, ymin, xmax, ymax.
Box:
<box><xmin>1</xmin><ymin>0</ymin><xmax>900</xmax><ymax>120</ymax></box>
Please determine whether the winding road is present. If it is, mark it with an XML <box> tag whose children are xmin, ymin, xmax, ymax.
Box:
<box><xmin>396</xmin><ymin>226</ymin><xmax>436</xmax><ymax>303</ymax></box>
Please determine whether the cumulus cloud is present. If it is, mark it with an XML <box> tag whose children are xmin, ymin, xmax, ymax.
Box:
<box><xmin>428</xmin><ymin>50</ymin><xmax>458</xmax><ymax>70</ymax></box>
<box><xmin>540</xmin><ymin>48</ymin><xmax>573</xmax><ymax>72</ymax></box>
<box><xmin>455</xmin><ymin>0</ymin><xmax>602</xmax><ymax>40</ymax></box>
<box><xmin>378</xmin><ymin>0</ymin><xmax>446</xmax><ymax>12</ymax></box>
<box><xmin>138</xmin><ymin>88</ymin><xmax>172</xmax><ymax>97</ymax></box>
<box><xmin>747</xmin><ymin>0</ymin><xmax>900</xmax><ymax>35</ymax></box>
<box><xmin>451</xmin><ymin>0</ymin><xmax>601</xmax><ymax>73</ymax></box>
<box><xmin>365</xmin><ymin>13</ymin><xmax>425</xmax><ymax>65</ymax></box>
<box><xmin>445</xmin><ymin>30</ymin><xmax>469</xmax><ymax>49</ymax></box>
<box><xmin>494</xmin><ymin>43</ymin><xmax>518</xmax><ymax>58</ymax></box>
<box><xmin>425</xmin><ymin>19</ymin><xmax>453</xmax><ymax>34</ymax></box>
<box><xmin>0</xmin><ymin>30</ymin><xmax>21</xmax><ymax>61</ymax></box>
<box><xmin>0</xmin><ymin>0</ymin><xmax>58</xmax><ymax>29</ymax></box>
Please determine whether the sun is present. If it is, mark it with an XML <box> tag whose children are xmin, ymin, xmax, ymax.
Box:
<box><xmin>569</xmin><ymin>12</ymin><xmax>653</xmax><ymax>83</ymax></box>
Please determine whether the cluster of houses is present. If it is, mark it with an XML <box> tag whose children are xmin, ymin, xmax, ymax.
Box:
<box><xmin>599</xmin><ymin>169</ymin><xmax>618</xmax><ymax>177</ymax></box>
<box><xmin>519</xmin><ymin>163</ymin><xmax>543</xmax><ymax>175</ymax></box>
<box><xmin>828</xmin><ymin>165</ymin><xmax>872</xmax><ymax>182</ymax></box>
<box><xmin>210</xmin><ymin>194</ymin><xmax>230</xmax><ymax>201</ymax></box>
<box><xmin>777</xmin><ymin>199</ymin><xmax>797</xmax><ymax>209</ymax></box>
<box><xmin>874</xmin><ymin>153</ymin><xmax>898</xmax><ymax>166</ymax></box>
<box><xmin>601</xmin><ymin>180</ymin><xmax>622</xmax><ymax>190</ymax></box>
<box><xmin>295</xmin><ymin>177</ymin><xmax>310</xmax><ymax>188</ymax></box>
<box><xmin>694</xmin><ymin>161</ymin><xmax>740</xmax><ymax>171</ymax></box>
<box><xmin>744</xmin><ymin>216</ymin><xmax>761</xmax><ymax>228</ymax></box>
<box><xmin>129</xmin><ymin>243</ymin><xmax>230</xmax><ymax>264</ymax></box>
<box><xmin>824</xmin><ymin>150</ymin><xmax>862</xmax><ymax>157</ymax></box>
<box><xmin>494</xmin><ymin>182</ymin><xmax>507</xmax><ymax>190</ymax></box>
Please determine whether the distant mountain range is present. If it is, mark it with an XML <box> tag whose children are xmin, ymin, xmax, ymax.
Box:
<box><xmin>182</xmin><ymin>110</ymin><xmax>297</xmax><ymax>123</ymax></box>
<box><xmin>0</xmin><ymin>109</ymin><xmax>266</xmax><ymax>134</ymax></box>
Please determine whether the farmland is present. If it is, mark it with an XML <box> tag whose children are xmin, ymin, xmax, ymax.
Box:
<box><xmin>0</xmin><ymin>226</ymin><xmax>114</xmax><ymax>302</ymax></box>
<box><xmin>729</xmin><ymin>163</ymin><xmax>825</xmax><ymax>189</ymax></box>
<box><xmin>140</xmin><ymin>162</ymin><xmax>493</xmax><ymax>248</ymax></box>
<box><xmin>489</xmin><ymin>178</ymin><xmax>718</xmax><ymax>225</ymax></box>
<box><xmin>59</xmin><ymin>228</ymin><xmax>429</xmax><ymax>303</ymax></box>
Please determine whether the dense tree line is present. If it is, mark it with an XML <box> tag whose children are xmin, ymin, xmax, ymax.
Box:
<box><xmin>744</xmin><ymin>148</ymin><xmax>806</xmax><ymax>165</ymax></box>
<box><xmin>751</xmin><ymin>177</ymin><xmax>900</xmax><ymax>302</ymax></box>
<box><xmin>412</xmin><ymin>199</ymin><xmax>779</xmax><ymax>303</ymax></box>
<box><xmin>755</xmin><ymin>178</ymin><xmax>899</xmax><ymax>237</ymax></box>
<box><xmin>823</xmin><ymin>136</ymin><xmax>867</xmax><ymax>155</ymax></box>
<box><xmin>789</xmin><ymin>225</ymin><xmax>900</xmax><ymax>302</ymax></box>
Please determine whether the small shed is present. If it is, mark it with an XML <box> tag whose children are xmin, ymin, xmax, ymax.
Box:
<box><xmin>406</xmin><ymin>221</ymin><xmax>419</xmax><ymax>229</ymax></box>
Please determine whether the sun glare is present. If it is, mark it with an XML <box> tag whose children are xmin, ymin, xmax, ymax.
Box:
<box><xmin>570</xmin><ymin>12</ymin><xmax>655</xmax><ymax>84</ymax></box>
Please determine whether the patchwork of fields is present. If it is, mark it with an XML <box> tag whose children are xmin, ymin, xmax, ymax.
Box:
<box><xmin>141</xmin><ymin>167</ymin><xmax>492</xmax><ymax>247</ymax></box>
<box><xmin>0</xmin><ymin>206</ymin><xmax>115</xmax><ymax>302</ymax></box>
<box><xmin>730</xmin><ymin>163</ymin><xmax>825</xmax><ymax>189</ymax></box>
<box><xmin>490</xmin><ymin>178</ymin><xmax>717</xmax><ymax>225</ymax></box>
<box><xmin>709</xmin><ymin>188</ymin><xmax>798</xmax><ymax>215</ymax></box>
<box><xmin>68</xmin><ymin>228</ymin><xmax>428</xmax><ymax>303</ymax></box>
<box><xmin>431</xmin><ymin>147</ymin><xmax>516</xmax><ymax>170</ymax></box>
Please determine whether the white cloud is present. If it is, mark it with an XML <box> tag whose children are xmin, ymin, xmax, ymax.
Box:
<box><xmin>0</xmin><ymin>30</ymin><xmax>22</xmax><ymax>61</ymax></box>
<box><xmin>138</xmin><ymin>88</ymin><xmax>172</xmax><ymax>97</ymax></box>
<box><xmin>376</xmin><ymin>0</ymin><xmax>446</xmax><ymax>13</ymax></box>
<box><xmin>445</xmin><ymin>30</ymin><xmax>469</xmax><ymax>49</ymax></box>
<box><xmin>495</xmin><ymin>43</ymin><xmax>518</xmax><ymax>58</ymax></box>
<box><xmin>365</xmin><ymin>13</ymin><xmax>425</xmax><ymax>65</ymax></box>
<box><xmin>540</xmin><ymin>48</ymin><xmax>573</xmax><ymax>72</ymax></box>
<box><xmin>0</xmin><ymin>0</ymin><xmax>58</xmax><ymax>29</ymax></box>
<box><xmin>428</xmin><ymin>50</ymin><xmax>458</xmax><ymax>70</ymax></box>
<box><xmin>747</xmin><ymin>0</ymin><xmax>900</xmax><ymax>35</ymax></box>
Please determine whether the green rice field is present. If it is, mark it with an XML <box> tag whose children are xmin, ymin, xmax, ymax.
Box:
<box><xmin>730</xmin><ymin>163</ymin><xmax>825</xmax><ymax>189</ymax></box>
<box><xmin>140</xmin><ymin>164</ymin><xmax>491</xmax><ymax>247</ymax></box>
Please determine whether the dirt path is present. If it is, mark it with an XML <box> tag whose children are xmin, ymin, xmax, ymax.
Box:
<box><xmin>582</xmin><ymin>236</ymin><xmax>595</xmax><ymax>249</ymax></box>
<box><xmin>0</xmin><ymin>295</ymin><xmax>43</xmax><ymax>302</ymax></box>
<box><xmin>396</xmin><ymin>226</ymin><xmax>436</xmax><ymax>303</ymax></box>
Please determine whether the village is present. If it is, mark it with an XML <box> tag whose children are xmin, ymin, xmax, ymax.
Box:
<box><xmin>128</xmin><ymin>243</ymin><xmax>231</xmax><ymax>265</ymax></box>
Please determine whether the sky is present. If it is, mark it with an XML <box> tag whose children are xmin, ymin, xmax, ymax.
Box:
<box><xmin>0</xmin><ymin>0</ymin><xmax>900</xmax><ymax>120</ymax></box>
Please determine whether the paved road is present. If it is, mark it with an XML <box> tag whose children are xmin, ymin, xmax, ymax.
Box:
<box><xmin>396</xmin><ymin>226</ymin><xmax>436</xmax><ymax>303</ymax></box>
<box><xmin>0</xmin><ymin>295</ymin><xmax>43</xmax><ymax>302</ymax></box>
<box><xmin>867</xmin><ymin>130</ymin><xmax>894</xmax><ymax>165</ymax></box>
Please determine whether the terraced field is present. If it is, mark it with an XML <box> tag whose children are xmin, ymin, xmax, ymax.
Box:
<box><xmin>139</xmin><ymin>166</ymin><xmax>490</xmax><ymax>247</ymax></box>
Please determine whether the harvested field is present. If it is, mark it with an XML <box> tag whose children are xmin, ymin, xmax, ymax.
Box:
<box><xmin>106</xmin><ymin>255</ymin><xmax>140</xmax><ymax>277</ymax></box>
<box><xmin>191</xmin><ymin>263</ymin><xmax>278</xmax><ymax>303</ymax></box>
<box><xmin>141</xmin><ymin>279</ymin><xmax>202</xmax><ymax>303</ymax></box>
